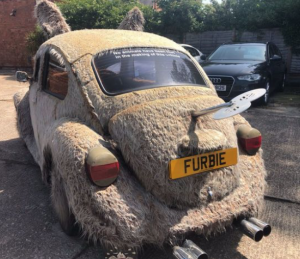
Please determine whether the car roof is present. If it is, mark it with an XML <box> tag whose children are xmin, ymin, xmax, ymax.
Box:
<box><xmin>41</xmin><ymin>29</ymin><xmax>185</xmax><ymax>63</ymax></box>
<box><xmin>222</xmin><ymin>42</ymin><xmax>267</xmax><ymax>46</ymax></box>
<box><xmin>180</xmin><ymin>44</ymin><xmax>194</xmax><ymax>48</ymax></box>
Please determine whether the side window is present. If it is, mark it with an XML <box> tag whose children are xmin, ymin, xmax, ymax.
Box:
<box><xmin>42</xmin><ymin>50</ymin><xmax>68</xmax><ymax>100</ymax></box>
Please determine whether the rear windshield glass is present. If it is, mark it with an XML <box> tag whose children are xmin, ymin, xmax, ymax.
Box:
<box><xmin>93</xmin><ymin>48</ymin><xmax>207</xmax><ymax>95</ymax></box>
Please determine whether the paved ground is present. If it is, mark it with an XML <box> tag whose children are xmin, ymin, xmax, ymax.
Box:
<box><xmin>0</xmin><ymin>73</ymin><xmax>299</xmax><ymax>259</ymax></box>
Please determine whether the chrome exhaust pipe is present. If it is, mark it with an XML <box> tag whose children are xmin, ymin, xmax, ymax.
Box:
<box><xmin>173</xmin><ymin>240</ymin><xmax>208</xmax><ymax>259</ymax></box>
<box><xmin>173</xmin><ymin>246</ymin><xmax>197</xmax><ymax>259</ymax></box>
<box><xmin>239</xmin><ymin>219</ymin><xmax>264</xmax><ymax>242</ymax></box>
<box><xmin>182</xmin><ymin>240</ymin><xmax>208</xmax><ymax>259</ymax></box>
<box><xmin>248</xmin><ymin>217</ymin><xmax>272</xmax><ymax>236</ymax></box>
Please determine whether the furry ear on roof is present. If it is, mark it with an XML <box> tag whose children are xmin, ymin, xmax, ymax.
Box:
<box><xmin>35</xmin><ymin>0</ymin><xmax>71</xmax><ymax>39</ymax></box>
<box><xmin>118</xmin><ymin>7</ymin><xmax>145</xmax><ymax>32</ymax></box>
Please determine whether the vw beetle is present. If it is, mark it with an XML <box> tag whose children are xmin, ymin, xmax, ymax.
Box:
<box><xmin>14</xmin><ymin>29</ymin><xmax>269</xmax><ymax>258</ymax></box>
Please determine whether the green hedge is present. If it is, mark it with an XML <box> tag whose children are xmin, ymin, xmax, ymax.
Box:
<box><xmin>26</xmin><ymin>0</ymin><xmax>300</xmax><ymax>54</ymax></box>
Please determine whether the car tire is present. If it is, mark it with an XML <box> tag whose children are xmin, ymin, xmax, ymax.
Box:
<box><xmin>278</xmin><ymin>73</ymin><xmax>286</xmax><ymax>92</ymax></box>
<box><xmin>260</xmin><ymin>79</ymin><xmax>270</xmax><ymax>105</ymax></box>
<box><xmin>51</xmin><ymin>170</ymin><xmax>79</xmax><ymax>236</ymax></box>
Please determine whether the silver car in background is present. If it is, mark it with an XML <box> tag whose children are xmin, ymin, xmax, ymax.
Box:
<box><xmin>180</xmin><ymin>44</ymin><xmax>205</xmax><ymax>64</ymax></box>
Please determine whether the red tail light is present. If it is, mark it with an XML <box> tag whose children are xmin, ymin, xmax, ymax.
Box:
<box><xmin>237</xmin><ymin>125</ymin><xmax>262</xmax><ymax>155</ymax></box>
<box><xmin>86</xmin><ymin>146</ymin><xmax>119</xmax><ymax>187</ymax></box>
<box><xmin>239</xmin><ymin>136</ymin><xmax>262</xmax><ymax>151</ymax></box>
<box><xmin>87</xmin><ymin>162</ymin><xmax>119</xmax><ymax>184</ymax></box>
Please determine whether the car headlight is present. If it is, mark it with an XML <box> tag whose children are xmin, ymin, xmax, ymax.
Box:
<box><xmin>237</xmin><ymin>74</ymin><xmax>261</xmax><ymax>81</ymax></box>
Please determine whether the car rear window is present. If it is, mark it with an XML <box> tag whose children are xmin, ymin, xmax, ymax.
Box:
<box><xmin>93</xmin><ymin>48</ymin><xmax>207</xmax><ymax>95</ymax></box>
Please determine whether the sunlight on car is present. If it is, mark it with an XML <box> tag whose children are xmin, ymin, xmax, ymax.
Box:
<box><xmin>209</xmin><ymin>45</ymin><xmax>266</xmax><ymax>61</ymax></box>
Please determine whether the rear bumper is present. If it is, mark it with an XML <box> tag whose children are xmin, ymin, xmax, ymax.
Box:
<box><xmin>82</xmin><ymin>149</ymin><xmax>266</xmax><ymax>249</ymax></box>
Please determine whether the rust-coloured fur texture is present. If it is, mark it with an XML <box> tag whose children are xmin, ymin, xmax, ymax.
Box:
<box><xmin>14</xmin><ymin>27</ymin><xmax>267</xmax><ymax>250</ymax></box>
<box><xmin>35</xmin><ymin>0</ymin><xmax>71</xmax><ymax>39</ymax></box>
<box><xmin>118</xmin><ymin>7</ymin><xmax>145</xmax><ymax>31</ymax></box>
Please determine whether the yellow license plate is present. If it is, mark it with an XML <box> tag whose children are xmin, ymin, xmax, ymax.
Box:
<box><xmin>169</xmin><ymin>148</ymin><xmax>238</xmax><ymax>180</ymax></box>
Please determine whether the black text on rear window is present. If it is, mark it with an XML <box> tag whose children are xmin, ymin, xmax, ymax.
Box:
<box><xmin>93</xmin><ymin>48</ymin><xmax>207</xmax><ymax>95</ymax></box>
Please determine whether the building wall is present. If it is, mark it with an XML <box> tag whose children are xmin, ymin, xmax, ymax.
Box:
<box><xmin>0</xmin><ymin>0</ymin><xmax>37</xmax><ymax>69</ymax></box>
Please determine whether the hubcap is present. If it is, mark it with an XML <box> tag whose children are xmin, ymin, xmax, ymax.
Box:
<box><xmin>264</xmin><ymin>82</ymin><xmax>270</xmax><ymax>103</ymax></box>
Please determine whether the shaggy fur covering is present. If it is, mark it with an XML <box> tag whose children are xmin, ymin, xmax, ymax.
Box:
<box><xmin>35</xmin><ymin>0</ymin><xmax>71</xmax><ymax>39</ymax></box>
<box><xmin>41</xmin><ymin>30</ymin><xmax>189</xmax><ymax>64</ymax></box>
<box><xmin>108</xmin><ymin>95</ymin><xmax>240</xmax><ymax>209</ymax></box>
<box><xmin>15</xmin><ymin>30</ymin><xmax>267</xmax><ymax>250</ymax></box>
<box><xmin>13</xmin><ymin>89</ymin><xmax>40</xmax><ymax>163</ymax></box>
<box><xmin>42</xmin><ymin>117</ymin><xmax>265</xmax><ymax>250</ymax></box>
<box><xmin>118</xmin><ymin>7</ymin><xmax>145</xmax><ymax>31</ymax></box>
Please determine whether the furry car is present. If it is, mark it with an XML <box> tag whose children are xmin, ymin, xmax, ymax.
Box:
<box><xmin>13</xmin><ymin>1</ymin><xmax>269</xmax><ymax>258</ymax></box>
<box><xmin>14</xmin><ymin>28</ymin><xmax>268</xmax><ymax>255</ymax></box>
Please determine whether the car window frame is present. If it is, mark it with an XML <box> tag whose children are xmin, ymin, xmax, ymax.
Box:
<box><xmin>91</xmin><ymin>47</ymin><xmax>208</xmax><ymax>96</ymax></box>
<box><xmin>42</xmin><ymin>50</ymin><xmax>68</xmax><ymax>100</ymax></box>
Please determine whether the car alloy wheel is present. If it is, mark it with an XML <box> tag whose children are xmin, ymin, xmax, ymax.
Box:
<box><xmin>261</xmin><ymin>80</ymin><xmax>270</xmax><ymax>105</ymax></box>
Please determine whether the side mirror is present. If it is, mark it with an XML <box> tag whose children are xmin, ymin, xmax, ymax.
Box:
<box><xmin>16</xmin><ymin>71</ymin><xmax>29</xmax><ymax>82</ymax></box>
<box><xmin>270</xmin><ymin>54</ymin><xmax>281</xmax><ymax>61</ymax></box>
<box><xmin>200</xmin><ymin>54</ymin><xmax>207</xmax><ymax>61</ymax></box>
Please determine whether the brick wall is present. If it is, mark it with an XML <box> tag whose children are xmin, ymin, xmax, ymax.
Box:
<box><xmin>0</xmin><ymin>0</ymin><xmax>36</xmax><ymax>69</ymax></box>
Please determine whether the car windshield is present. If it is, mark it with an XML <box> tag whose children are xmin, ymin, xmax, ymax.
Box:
<box><xmin>208</xmin><ymin>45</ymin><xmax>266</xmax><ymax>61</ymax></box>
<box><xmin>93</xmin><ymin>48</ymin><xmax>207</xmax><ymax>95</ymax></box>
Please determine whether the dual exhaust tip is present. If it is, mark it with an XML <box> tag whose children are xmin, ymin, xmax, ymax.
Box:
<box><xmin>173</xmin><ymin>218</ymin><xmax>271</xmax><ymax>259</ymax></box>
<box><xmin>239</xmin><ymin>217</ymin><xmax>271</xmax><ymax>242</ymax></box>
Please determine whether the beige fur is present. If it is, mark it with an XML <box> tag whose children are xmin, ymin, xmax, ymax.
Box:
<box><xmin>14</xmin><ymin>29</ymin><xmax>267</xmax><ymax>250</ymax></box>
<box><xmin>40</xmin><ymin>30</ymin><xmax>193</xmax><ymax>64</ymax></box>
<box><xmin>35</xmin><ymin>0</ymin><xmax>71</xmax><ymax>39</ymax></box>
<box><xmin>13</xmin><ymin>89</ymin><xmax>40</xmax><ymax>163</ymax></box>
<box><xmin>118</xmin><ymin>7</ymin><xmax>145</xmax><ymax>31</ymax></box>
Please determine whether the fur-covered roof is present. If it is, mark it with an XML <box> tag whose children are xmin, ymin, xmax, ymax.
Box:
<box><xmin>41</xmin><ymin>29</ymin><xmax>185</xmax><ymax>63</ymax></box>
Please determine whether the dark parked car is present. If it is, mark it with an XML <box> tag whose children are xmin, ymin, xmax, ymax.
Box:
<box><xmin>201</xmin><ymin>42</ymin><xmax>287</xmax><ymax>104</ymax></box>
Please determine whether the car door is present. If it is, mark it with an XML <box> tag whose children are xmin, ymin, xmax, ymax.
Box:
<box><xmin>30</xmin><ymin>49</ymin><xmax>69</xmax><ymax>154</ymax></box>
<box><xmin>268</xmin><ymin>43</ymin><xmax>282</xmax><ymax>89</ymax></box>
<box><xmin>273</xmin><ymin>44</ymin><xmax>286</xmax><ymax>80</ymax></box>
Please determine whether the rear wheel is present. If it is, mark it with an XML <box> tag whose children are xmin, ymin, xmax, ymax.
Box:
<box><xmin>260</xmin><ymin>79</ymin><xmax>270</xmax><ymax>105</ymax></box>
<box><xmin>51</xmin><ymin>170</ymin><xmax>79</xmax><ymax>236</ymax></box>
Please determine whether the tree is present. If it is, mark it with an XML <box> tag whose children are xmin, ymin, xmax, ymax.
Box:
<box><xmin>57</xmin><ymin>0</ymin><xmax>157</xmax><ymax>31</ymax></box>
<box><xmin>155</xmin><ymin>0</ymin><xmax>206</xmax><ymax>40</ymax></box>
<box><xmin>203</xmin><ymin>0</ymin><xmax>300</xmax><ymax>52</ymax></box>
<box><xmin>26</xmin><ymin>0</ymin><xmax>300</xmax><ymax>54</ymax></box>
<box><xmin>25</xmin><ymin>26</ymin><xmax>47</xmax><ymax>56</ymax></box>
